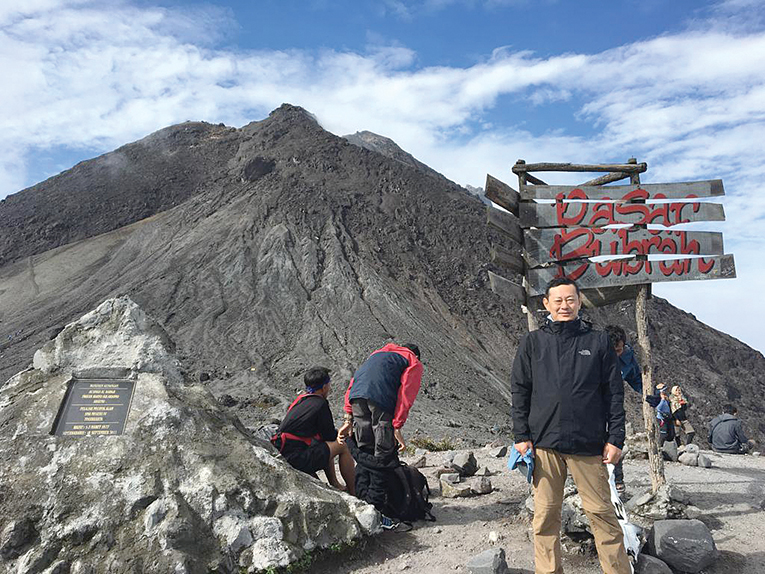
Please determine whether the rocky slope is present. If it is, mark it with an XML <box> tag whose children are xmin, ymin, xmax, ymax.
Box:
<box><xmin>0</xmin><ymin>104</ymin><xmax>763</xmax><ymax>446</ymax></box>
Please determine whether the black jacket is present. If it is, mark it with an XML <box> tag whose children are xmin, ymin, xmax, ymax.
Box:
<box><xmin>511</xmin><ymin>318</ymin><xmax>625</xmax><ymax>455</ymax></box>
<box><xmin>708</xmin><ymin>413</ymin><xmax>749</xmax><ymax>453</ymax></box>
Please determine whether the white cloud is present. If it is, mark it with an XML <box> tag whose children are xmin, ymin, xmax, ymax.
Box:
<box><xmin>1</xmin><ymin>0</ymin><xmax>764</xmax><ymax>351</ymax></box>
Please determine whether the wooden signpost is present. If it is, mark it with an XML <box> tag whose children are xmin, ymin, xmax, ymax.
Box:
<box><xmin>485</xmin><ymin>159</ymin><xmax>736</xmax><ymax>493</ymax></box>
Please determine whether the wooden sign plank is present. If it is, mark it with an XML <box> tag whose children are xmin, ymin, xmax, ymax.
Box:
<box><xmin>485</xmin><ymin>174</ymin><xmax>520</xmax><ymax>215</ymax></box>
<box><xmin>525</xmin><ymin>254</ymin><xmax>736</xmax><ymax>296</ymax></box>
<box><xmin>520</xmin><ymin>180</ymin><xmax>724</xmax><ymax>201</ymax></box>
<box><xmin>491</xmin><ymin>243</ymin><xmax>525</xmax><ymax>274</ymax></box>
<box><xmin>524</xmin><ymin>228</ymin><xmax>724</xmax><ymax>268</ymax></box>
<box><xmin>513</xmin><ymin>162</ymin><xmax>647</xmax><ymax>174</ymax></box>
<box><xmin>578</xmin><ymin>285</ymin><xmax>642</xmax><ymax>309</ymax></box>
<box><xmin>488</xmin><ymin>271</ymin><xmax>525</xmax><ymax>301</ymax></box>
<box><xmin>487</xmin><ymin>206</ymin><xmax>523</xmax><ymax>244</ymax></box>
<box><xmin>520</xmin><ymin>201</ymin><xmax>725</xmax><ymax>229</ymax></box>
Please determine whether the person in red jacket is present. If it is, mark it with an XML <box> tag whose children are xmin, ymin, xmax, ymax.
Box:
<box><xmin>338</xmin><ymin>343</ymin><xmax>423</xmax><ymax>460</ymax></box>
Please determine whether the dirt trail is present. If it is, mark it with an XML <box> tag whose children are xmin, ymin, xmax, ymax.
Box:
<box><xmin>310</xmin><ymin>446</ymin><xmax>765</xmax><ymax>574</ymax></box>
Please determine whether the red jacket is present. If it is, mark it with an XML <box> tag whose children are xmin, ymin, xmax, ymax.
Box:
<box><xmin>344</xmin><ymin>343</ymin><xmax>423</xmax><ymax>429</ymax></box>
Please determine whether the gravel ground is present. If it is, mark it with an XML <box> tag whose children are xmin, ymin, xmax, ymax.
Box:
<box><xmin>310</xmin><ymin>446</ymin><xmax>765</xmax><ymax>574</ymax></box>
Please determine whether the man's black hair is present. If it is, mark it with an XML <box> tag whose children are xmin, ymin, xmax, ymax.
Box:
<box><xmin>402</xmin><ymin>343</ymin><xmax>421</xmax><ymax>359</ymax></box>
<box><xmin>304</xmin><ymin>366</ymin><xmax>331</xmax><ymax>391</ymax></box>
<box><xmin>605</xmin><ymin>325</ymin><xmax>627</xmax><ymax>348</ymax></box>
<box><xmin>544</xmin><ymin>277</ymin><xmax>580</xmax><ymax>298</ymax></box>
<box><xmin>723</xmin><ymin>403</ymin><xmax>737</xmax><ymax>415</ymax></box>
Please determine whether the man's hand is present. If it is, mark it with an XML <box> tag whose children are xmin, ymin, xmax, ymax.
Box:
<box><xmin>337</xmin><ymin>420</ymin><xmax>352</xmax><ymax>444</ymax></box>
<box><xmin>602</xmin><ymin>443</ymin><xmax>622</xmax><ymax>465</ymax></box>
<box><xmin>514</xmin><ymin>441</ymin><xmax>534</xmax><ymax>457</ymax></box>
<box><xmin>394</xmin><ymin>428</ymin><xmax>406</xmax><ymax>452</ymax></box>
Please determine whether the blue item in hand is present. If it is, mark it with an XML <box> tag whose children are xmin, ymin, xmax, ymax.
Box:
<box><xmin>507</xmin><ymin>444</ymin><xmax>535</xmax><ymax>483</ymax></box>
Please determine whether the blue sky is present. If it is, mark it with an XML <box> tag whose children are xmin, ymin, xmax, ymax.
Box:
<box><xmin>2</xmin><ymin>0</ymin><xmax>764</xmax><ymax>353</ymax></box>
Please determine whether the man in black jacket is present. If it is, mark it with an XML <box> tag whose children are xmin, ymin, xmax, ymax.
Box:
<box><xmin>511</xmin><ymin>278</ymin><xmax>630</xmax><ymax>574</ymax></box>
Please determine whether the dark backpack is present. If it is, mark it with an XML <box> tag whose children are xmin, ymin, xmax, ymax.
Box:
<box><xmin>384</xmin><ymin>463</ymin><xmax>435</xmax><ymax>523</ymax></box>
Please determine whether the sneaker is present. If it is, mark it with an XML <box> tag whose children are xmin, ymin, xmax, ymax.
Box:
<box><xmin>380</xmin><ymin>515</ymin><xmax>400</xmax><ymax>530</ymax></box>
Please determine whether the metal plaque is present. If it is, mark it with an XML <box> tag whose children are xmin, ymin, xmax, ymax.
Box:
<box><xmin>52</xmin><ymin>379</ymin><xmax>136</xmax><ymax>436</ymax></box>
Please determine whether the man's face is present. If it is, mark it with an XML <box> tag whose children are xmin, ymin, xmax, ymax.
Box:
<box><xmin>614</xmin><ymin>340</ymin><xmax>625</xmax><ymax>356</ymax></box>
<box><xmin>543</xmin><ymin>284</ymin><xmax>581</xmax><ymax>322</ymax></box>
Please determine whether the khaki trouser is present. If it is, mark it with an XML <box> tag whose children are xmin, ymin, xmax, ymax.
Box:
<box><xmin>532</xmin><ymin>448</ymin><xmax>631</xmax><ymax>574</ymax></box>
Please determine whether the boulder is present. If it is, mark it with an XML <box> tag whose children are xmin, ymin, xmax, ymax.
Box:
<box><xmin>0</xmin><ymin>298</ymin><xmax>376</xmax><ymax>574</ymax></box>
<box><xmin>466</xmin><ymin>548</ymin><xmax>508</xmax><ymax>574</ymax></box>
<box><xmin>697</xmin><ymin>454</ymin><xmax>712</xmax><ymax>468</ymax></box>
<box><xmin>685</xmin><ymin>444</ymin><xmax>700</xmax><ymax>454</ymax></box>
<box><xmin>679</xmin><ymin>452</ymin><xmax>699</xmax><ymax>466</ymax></box>
<box><xmin>662</xmin><ymin>441</ymin><xmax>679</xmax><ymax>462</ymax></box>
<box><xmin>626</xmin><ymin>484</ymin><xmax>689</xmax><ymax>519</ymax></box>
<box><xmin>451</xmin><ymin>452</ymin><xmax>479</xmax><ymax>477</ymax></box>
<box><xmin>469</xmin><ymin>477</ymin><xmax>493</xmax><ymax>495</ymax></box>
<box><xmin>648</xmin><ymin>519</ymin><xmax>719</xmax><ymax>573</ymax></box>
<box><xmin>441</xmin><ymin>478</ymin><xmax>472</xmax><ymax>498</ymax></box>
<box><xmin>635</xmin><ymin>553</ymin><xmax>673</xmax><ymax>574</ymax></box>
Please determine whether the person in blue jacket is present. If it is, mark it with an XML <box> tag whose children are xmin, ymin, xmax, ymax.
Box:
<box><xmin>605</xmin><ymin>325</ymin><xmax>643</xmax><ymax>495</ymax></box>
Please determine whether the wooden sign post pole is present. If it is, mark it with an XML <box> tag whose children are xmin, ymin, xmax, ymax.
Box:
<box><xmin>516</xmin><ymin>161</ymin><xmax>539</xmax><ymax>332</ymax></box>
<box><xmin>629</xmin><ymin>158</ymin><xmax>666</xmax><ymax>492</ymax></box>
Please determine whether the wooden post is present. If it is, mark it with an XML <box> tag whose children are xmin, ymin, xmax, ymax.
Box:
<box><xmin>629</xmin><ymin>157</ymin><xmax>666</xmax><ymax>492</ymax></box>
<box><xmin>515</xmin><ymin>160</ymin><xmax>539</xmax><ymax>332</ymax></box>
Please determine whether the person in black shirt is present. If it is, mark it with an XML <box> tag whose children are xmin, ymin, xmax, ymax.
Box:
<box><xmin>272</xmin><ymin>367</ymin><xmax>355</xmax><ymax>495</ymax></box>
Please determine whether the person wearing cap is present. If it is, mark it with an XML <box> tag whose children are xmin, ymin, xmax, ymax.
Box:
<box><xmin>511</xmin><ymin>278</ymin><xmax>631</xmax><ymax>574</ymax></box>
<box><xmin>271</xmin><ymin>366</ymin><xmax>355</xmax><ymax>494</ymax></box>
<box><xmin>339</xmin><ymin>343</ymin><xmax>423</xmax><ymax>459</ymax></box>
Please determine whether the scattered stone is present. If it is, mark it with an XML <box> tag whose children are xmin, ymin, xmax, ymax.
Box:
<box><xmin>199</xmin><ymin>371</ymin><xmax>210</xmax><ymax>382</ymax></box>
<box><xmin>411</xmin><ymin>455</ymin><xmax>427</xmax><ymax>469</ymax></box>
<box><xmin>466</xmin><ymin>548</ymin><xmax>508</xmax><ymax>574</ymax></box>
<box><xmin>436</xmin><ymin>467</ymin><xmax>457</xmax><ymax>478</ymax></box>
<box><xmin>476</xmin><ymin>467</ymin><xmax>493</xmax><ymax>477</ymax></box>
<box><xmin>451</xmin><ymin>452</ymin><xmax>479</xmax><ymax>477</ymax></box>
<box><xmin>447</xmin><ymin>419</ymin><xmax>462</xmax><ymax>428</ymax></box>
<box><xmin>626</xmin><ymin>484</ymin><xmax>688</xmax><ymax>519</ymax></box>
<box><xmin>679</xmin><ymin>452</ymin><xmax>699</xmax><ymax>466</ymax></box>
<box><xmin>635</xmin><ymin>553</ymin><xmax>673</xmax><ymax>574</ymax></box>
<box><xmin>441</xmin><ymin>473</ymin><xmax>462</xmax><ymax>485</ymax></box>
<box><xmin>752</xmin><ymin>451</ymin><xmax>761</xmax><ymax>457</ymax></box>
<box><xmin>623</xmin><ymin>433</ymin><xmax>649</xmax><ymax>460</ymax></box>
<box><xmin>697</xmin><ymin>454</ymin><xmax>712</xmax><ymax>468</ymax></box>
<box><xmin>218</xmin><ymin>394</ymin><xmax>238</xmax><ymax>407</ymax></box>
<box><xmin>685</xmin><ymin>444</ymin><xmax>700</xmax><ymax>454</ymax></box>
<box><xmin>662</xmin><ymin>441</ymin><xmax>679</xmax><ymax>462</ymax></box>
<box><xmin>649</xmin><ymin>519</ymin><xmax>719</xmax><ymax>573</ymax></box>
<box><xmin>399</xmin><ymin>560</ymin><xmax>410</xmax><ymax>570</ymax></box>
<box><xmin>489</xmin><ymin>446</ymin><xmax>508</xmax><ymax>458</ymax></box>
<box><xmin>488</xmin><ymin>531</ymin><xmax>501</xmax><ymax>543</ymax></box>
<box><xmin>470</xmin><ymin>477</ymin><xmax>493</xmax><ymax>495</ymax></box>
<box><xmin>441</xmin><ymin>479</ymin><xmax>472</xmax><ymax>498</ymax></box>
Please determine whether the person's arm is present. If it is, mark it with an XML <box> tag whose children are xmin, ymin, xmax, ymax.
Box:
<box><xmin>510</xmin><ymin>335</ymin><xmax>534</xmax><ymax>445</ymax></box>
<box><xmin>735</xmin><ymin>420</ymin><xmax>750</xmax><ymax>446</ymax></box>
<box><xmin>317</xmin><ymin>400</ymin><xmax>338</xmax><ymax>442</ymax></box>
<box><xmin>343</xmin><ymin>377</ymin><xmax>354</xmax><ymax>415</ymax></box>
<box><xmin>624</xmin><ymin>355</ymin><xmax>642</xmax><ymax>393</ymax></box>
<box><xmin>602</xmin><ymin>335</ymin><xmax>626</xmax><ymax>449</ymax></box>
<box><xmin>392</xmin><ymin>359</ymin><xmax>423</xmax><ymax>429</ymax></box>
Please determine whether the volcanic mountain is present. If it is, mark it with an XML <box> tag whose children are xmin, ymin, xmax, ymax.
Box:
<box><xmin>0</xmin><ymin>104</ymin><xmax>762</xmax><ymax>444</ymax></box>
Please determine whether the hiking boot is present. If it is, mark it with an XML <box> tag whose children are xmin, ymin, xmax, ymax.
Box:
<box><xmin>380</xmin><ymin>515</ymin><xmax>400</xmax><ymax>530</ymax></box>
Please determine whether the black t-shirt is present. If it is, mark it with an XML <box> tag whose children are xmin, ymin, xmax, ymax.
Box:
<box><xmin>277</xmin><ymin>394</ymin><xmax>337</xmax><ymax>454</ymax></box>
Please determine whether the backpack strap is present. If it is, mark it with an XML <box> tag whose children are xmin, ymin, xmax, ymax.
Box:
<box><xmin>271</xmin><ymin>394</ymin><xmax>323</xmax><ymax>452</ymax></box>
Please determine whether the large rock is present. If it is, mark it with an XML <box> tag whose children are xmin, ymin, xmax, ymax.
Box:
<box><xmin>662</xmin><ymin>441</ymin><xmax>679</xmax><ymax>462</ymax></box>
<box><xmin>678</xmin><ymin>452</ymin><xmax>699</xmax><ymax>466</ymax></box>
<box><xmin>466</xmin><ymin>548</ymin><xmax>508</xmax><ymax>574</ymax></box>
<box><xmin>635</xmin><ymin>553</ymin><xmax>673</xmax><ymax>574</ymax></box>
<box><xmin>648</xmin><ymin>519</ymin><xmax>719</xmax><ymax>573</ymax></box>
<box><xmin>626</xmin><ymin>484</ymin><xmax>689</xmax><ymax>519</ymax></box>
<box><xmin>0</xmin><ymin>298</ymin><xmax>376</xmax><ymax>574</ymax></box>
<box><xmin>451</xmin><ymin>452</ymin><xmax>478</xmax><ymax>477</ymax></box>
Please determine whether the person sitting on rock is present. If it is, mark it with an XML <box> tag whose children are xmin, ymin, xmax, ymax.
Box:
<box><xmin>605</xmin><ymin>325</ymin><xmax>643</xmax><ymax>496</ymax></box>
<box><xmin>271</xmin><ymin>366</ymin><xmax>355</xmax><ymax>494</ymax></box>
<box><xmin>670</xmin><ymin>385</ymin><xmax>695</xmax><ymax>446</ymax></box>
<box><xmin>708</xmin><ymin>404</ymin><xmax>756</xmax><ymax>454</ymax></box>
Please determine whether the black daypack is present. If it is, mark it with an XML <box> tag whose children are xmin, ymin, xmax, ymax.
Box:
<box><xmin>384</xmin><ymin>463</ymin><xmax>435</xmax><ymax>523</ymax></box>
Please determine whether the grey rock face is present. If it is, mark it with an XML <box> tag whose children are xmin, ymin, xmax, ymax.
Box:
<box><xmin>466</xmin><ymin>548</ymin><xmax>508</xmax><ymax>574</ymax></box>
<box><xmin>649</xmin><ymin>519</ymin><xmax>719</xmax><ymax>573</ymax></box>
<box><xmin>0</xmin><ymin>298</ymin><xmax>375</xmax><ymax>574</ymax></box>
<box><xmin>635</xmin><ymin>553</ymin><xmax>672</xmax><ymax>574</ymax></box>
